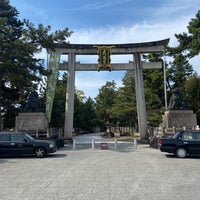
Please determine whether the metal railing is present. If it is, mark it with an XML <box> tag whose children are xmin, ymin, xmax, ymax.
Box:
<box><xmin>72</xmin><ymin>138</ymin><xmax>137</xmax><ymax>150</ymax></box>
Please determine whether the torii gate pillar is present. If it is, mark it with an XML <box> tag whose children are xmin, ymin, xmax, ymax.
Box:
<box><xmin>64</xmin><ymin>53</ymin><xmax>75</xmax><ymax>139</ymax></box>
<box><xmin>134</xmin><ymin>52</ymin><xmax>148</xmax><ymax>140</ymax></box>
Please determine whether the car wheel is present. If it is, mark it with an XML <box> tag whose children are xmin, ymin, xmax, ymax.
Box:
<box><xmin>176</xmin><ymin>148</ymin><xmax>187</xmax><ymax>158</ymax></box>
<box><xmin>35</xmin><ymin>147</ymin><xmax>46</xmax><ymax>158</ymax></box>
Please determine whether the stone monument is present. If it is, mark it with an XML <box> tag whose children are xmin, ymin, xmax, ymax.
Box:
<box><xmin>15</xmin><ymin>92</ymin><xmax>49</xmax><ymax>135</ymax></box>
<box><xmin>162</xmin><ymin>88</ymin><xmax>197</xmax><ymax>131</ymax></box>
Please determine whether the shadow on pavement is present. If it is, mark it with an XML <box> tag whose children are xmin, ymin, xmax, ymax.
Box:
<box><xmin>0</xmin><ymin>152</ymin><xmax>67</xmax><ymax>159</ymax></box>
<box><xmin>0</xmin><ymin>155</ymin><xmax>36</xmax><ymax>159</ymax></box>
<box><xmin>47</xmin><ymin>153</ymin><xmax>67</xmax><ymax>158</ymax></box>
<box><xmin>165</xmin><ymin>154</ymin><xmax>200</xmax><ymax>159</ymax></box>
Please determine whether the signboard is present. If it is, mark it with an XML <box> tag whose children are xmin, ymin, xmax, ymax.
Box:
<box><xmin>94</xmin><ymin>46</ymin><xmax>115</xmax><ymax>71</ymax></box>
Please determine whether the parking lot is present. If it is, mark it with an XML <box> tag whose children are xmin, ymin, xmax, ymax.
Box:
<box><xmin>0</xmin><ymin>143</ymin><xmax>200</xmax><ymax>200</ymax></box>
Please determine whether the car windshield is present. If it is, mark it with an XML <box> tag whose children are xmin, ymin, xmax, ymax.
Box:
<box><xmin>172</xmin><ymin>132</ymin><xmax>179</xmax><ymax>139</ymax></box>
<box><xmin>24</xmin><ymin>133</ymin><xmax>34</xmax><ymax>140</ymax></box>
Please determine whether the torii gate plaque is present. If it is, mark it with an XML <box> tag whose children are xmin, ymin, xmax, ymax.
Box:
<box><xmin>53</xmin><ymin>38</ymin><xmax>169</xmax><ymax>140</ymax></box>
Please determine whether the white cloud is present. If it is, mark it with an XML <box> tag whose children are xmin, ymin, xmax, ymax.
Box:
<box><xmin>64</xmin><ymin>0</ymin><xmax>132</xmax><ymax>11</ymax></box>
<box><xmin>68</xmin><ymin>15</ymin><xmax>200</xmax><ymax>98</ymax></box>
<box><xmin>70</xmin><ymin>16</ymin><xmax>190</xmax><ymax>46</ymax></box>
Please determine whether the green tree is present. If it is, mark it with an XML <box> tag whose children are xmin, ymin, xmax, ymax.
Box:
<box><xmin>166</xmin><ymin>10</ymin><xmax>200</xmax><ymax>91</ymax></box>
<box><xmin>110</xmin><ymin>70</ymin><xmax>137</xmax><ymax>128</ymax></box>
<box><xmin>95</xmin><ymin>81</ymin><xmax>117</xmax><ymax>132</ymax></box>
<box><xmin>0</xmin><ymin>0</ymin><xmax>72</xmax><ymax>129</ymax></box>
<box><xmin>143</xmin><ymin>53</ymin><xmax>166</xmax><ymax>125</ymax></box>
<box><xmin>187</xmin><ymin>10</ymin><xmax>200</xmax><ymax>57</ymax></box>
<box><xmin>166</xmin><ymin>52</ymin><xmax>193</xmax><ymax>91</ymax></box>
<box><xmin>169</xmin><ymin>10</ymin><xmax>200</xmax><ymax>58</ymax></box>
<box><xmin>73</xmin><ymin>89</ymin><xmax>85</xmax><ymax>132</ymax></box>
<box><xmin>73</xmin><ymin>90</ymin><xmax>97</xmax><ymax>133</ymax></box>
<box><xmin>184</xmin><ymin>73</ymin><xmax>200</xmax><ymax>124</ymax></box>
<box><xmin>0</xmin><ymin>0</ymin><xmax>25</xmax><ymax>129</ymax></box>
<box><xmin>81</xmin><ymin>97</ymin><xmax>97</xmax><ymax>133</ymax></box>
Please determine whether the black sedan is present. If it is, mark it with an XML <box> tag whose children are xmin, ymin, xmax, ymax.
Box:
<box><xmin>158</xmin><ymin>130</ymin><xmax>200</xmax><ymax>158</ymax></box>
<box><xmin>0</xmin><ymin>132</ymin><xmax>57</xmax><ymax>158</ymax></box>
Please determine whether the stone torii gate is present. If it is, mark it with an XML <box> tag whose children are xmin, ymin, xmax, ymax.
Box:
<box><xmin>53</xmin><ymin>38</ymin><xmax>169</xmax><ymax>140</ymax></box>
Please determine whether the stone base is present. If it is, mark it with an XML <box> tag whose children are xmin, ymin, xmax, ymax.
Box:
<box><xmin>15</xmin><ymin>112</ymin><xmax>49</xmax><ymax>131</ymax></box>
<box><xmin>162</xmin><ymin>110</ymin><xmax>197</xmax><ymax>129</ymax></box>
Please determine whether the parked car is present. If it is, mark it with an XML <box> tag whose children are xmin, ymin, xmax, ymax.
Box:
<box><xmin>0</xmin><ymin>132</ymin><xmax>57</xmax><ymax>158</ymax></box>
<box><xmin>158</xmin><ymin>130</ymin><xmax>200</xmax><ymax>158</ymax></box>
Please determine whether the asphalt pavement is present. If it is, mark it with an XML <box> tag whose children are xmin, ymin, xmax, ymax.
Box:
<box><xmin>0</xmin><ymin>133</ymin><xmax>200</xmax><ymax>200</ymax></box>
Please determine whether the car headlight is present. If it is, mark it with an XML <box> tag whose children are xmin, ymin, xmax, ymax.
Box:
<box><xmin>49</xmin><ymin>143</ymin><xmax>54</xmax><ymax>148</ymax></box>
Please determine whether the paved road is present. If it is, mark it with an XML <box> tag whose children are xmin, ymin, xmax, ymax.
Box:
<box><xmin>0</xmin><ymin>134</ymin><xmax>200</xmax><ymax>200</ymax></box>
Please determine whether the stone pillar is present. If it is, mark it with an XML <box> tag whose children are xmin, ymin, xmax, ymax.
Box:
<box><xmin>134</xmin><ymin>52</ymin><xmax>148</xmax><ymax>140</ymax></box>
<box><xmin>64</xmin><ymin>53</ymin><xmax>75</xmax><ymax>138</ymax></box>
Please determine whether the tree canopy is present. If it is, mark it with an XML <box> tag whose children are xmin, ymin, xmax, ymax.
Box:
<box><xmin>0</xmin><ymin>0</ymin><xmax>72</xmax><ymax>129</ymax></box>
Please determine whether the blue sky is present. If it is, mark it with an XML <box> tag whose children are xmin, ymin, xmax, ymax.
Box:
<box><xmin>10</xmin><ymin>0</ymin><xmax>200</xmax><ymax>99</ymax></box>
